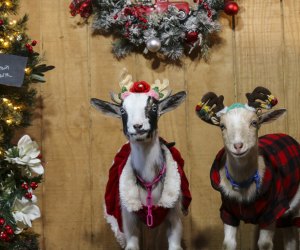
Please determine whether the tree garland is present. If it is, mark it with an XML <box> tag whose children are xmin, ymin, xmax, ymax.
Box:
<box><xmin>0</xmin><ymin>0</ymin><xmax>54</xmax><ymax>249</ymax></box>
<box><xmin>70</xmin><ymin>0</ymin><xmax>225</xmax><ymax>60</ymax></box>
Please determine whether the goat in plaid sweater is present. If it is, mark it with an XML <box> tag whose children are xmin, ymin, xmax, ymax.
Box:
<box><xmin>196</xmin><ymin>87</ymin><xmax>300</xmax><ymax>250</ymax></box>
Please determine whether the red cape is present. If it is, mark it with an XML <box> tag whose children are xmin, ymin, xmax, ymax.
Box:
<box><xmin>105</xmin><ymin>140</ymin><xmax>192</xmax><ymax>232</ymax></box>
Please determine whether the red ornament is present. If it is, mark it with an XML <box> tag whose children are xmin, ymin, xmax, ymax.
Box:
<box><xmin>186</xmin><ymin>31</ymin><xmax>199</xmax><ymax>43</ymax></box>
<box><xmin>0</xmin><ymin>218</ymin><xmax>5</xmax><ymax>226</ymax></box>
<box><xmin>130</xmin><ymin>81</ymin><xmax>151</xmax><ymax>93</ymax></box>
<box><xmin>25</xmin><ymin>192</ymin><xmax>32</xmax><ymax>199</ymax></box>
<box><xmin>21</xmin><ymin>183</ymin><xmax>29</xmax><ymax>190</ymax></box>
<box><xmin>30</xmin><ymin>182</ymin><xmax>38</xmax><ymax>190</ymax></box>
<box><xmin>224</xmin><ymin>1</ymin><xmax>239</xmax><ymax>16</ymax></box>
<box><xmin>31</xmin><ymin>40</ymin><xmax>38</xmax><ymax>46</ymax></box>
<box><xmin>4</xmin><ymin>225</ymin><xmax>11</xmax><ymax>231</ymax></box>
<box><xmin>0</xmin><ymin>19</ymin><xmax>4</xmax><ymax>26</ymax></box>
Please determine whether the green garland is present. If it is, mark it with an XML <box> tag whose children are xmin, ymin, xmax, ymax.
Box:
<box><xmin>70</xmin><ymin>0</ymin><xmax>224</xmax><ymax>61</ymax></box>
<box><xmin>0</xmin><ymin>0</ymin><xmax>54</xmax><ymax>248</ymax></box>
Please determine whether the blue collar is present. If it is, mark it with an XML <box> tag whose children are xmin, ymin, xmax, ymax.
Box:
<box><xmin>225</xmin><ymin>164</ymin><xmax>261</xmax><ymax>192</ymax></box>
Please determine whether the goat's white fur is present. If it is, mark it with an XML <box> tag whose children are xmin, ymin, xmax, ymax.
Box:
<box><xmin>93</xmin><ymin>92</ymin><xmax>187</xmax><ymax>250</ymax></box>
<box><xmin>218</xmin><ymin>107</ymin><xmax>300</xmax><ymax>250</ymax></box>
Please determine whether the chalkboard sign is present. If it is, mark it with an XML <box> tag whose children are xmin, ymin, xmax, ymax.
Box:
<box><xmin>0</xmin><ymin>54</ymin><xmax>28</xmax><ymax>87</ymax></box>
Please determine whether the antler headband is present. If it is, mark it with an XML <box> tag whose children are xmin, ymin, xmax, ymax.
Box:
<box><xmin>110</xmin><ymin>69</ymin><xmax>172</xmax><ymax>104</ymax></box>
<box><xmin>195</xmin><ymin>92</ymin><xmax>225</xmax><ymax>125</ymax></box>
<box><xmin>195</xmin><ymin>86</ymin><xmax>278</xmax><ymax>125</ymax></box>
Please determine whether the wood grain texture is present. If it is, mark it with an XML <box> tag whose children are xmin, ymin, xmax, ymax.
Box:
<box><xmin>19</xmin><ymin>0</ymin><xmax>300</xmax><ymax>249</ymax></box>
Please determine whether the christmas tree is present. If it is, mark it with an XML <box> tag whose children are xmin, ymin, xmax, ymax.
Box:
<box><xmin>0</xmin><ymin>0</ymin><xmax>54</xmax><ymax>249</ymax></box>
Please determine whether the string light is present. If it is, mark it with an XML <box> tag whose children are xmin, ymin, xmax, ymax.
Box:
<box><xmin>25</xmin><ymin>67</ymin><xmax>31</xmax><ymax>74</ymax></box>
<box><xmin>6</xmin><ymin>119</ymin><xmax>13</xmax><ymax>125</ymax></box>
<box><xmin>5</xmin><ymin>1</ymin><xmax>12</xmax><ymax>7</ymax></box>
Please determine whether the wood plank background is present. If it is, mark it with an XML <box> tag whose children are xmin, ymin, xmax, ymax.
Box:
<box><xmin>18</xmin><ymin>0</ymin><xmax>300</xmax><ymax>249</ymax></box>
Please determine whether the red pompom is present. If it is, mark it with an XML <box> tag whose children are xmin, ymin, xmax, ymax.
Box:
<box><xmin>186</xmin><ymin>31</ymin><xmax>199</xmax><ymax>43</ymax></box>
<box><xmin>224</xmin><ymin>1</ymin><xmax>239</xmax><ymax>16</ymax></box>
<box><xmin>270</xmin><ymin>98</ymin><xmax>278</xmax><ymax>106</ymax></box>
<box><xmin>130</xmin><ymin>81</ymin><xmax>151</xmax><ymax>93</ymax></box>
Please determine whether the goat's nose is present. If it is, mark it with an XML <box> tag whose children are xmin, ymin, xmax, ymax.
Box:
<box><xmin>234</xmin><ymin>143</ymin><xmax>244</xmax><ymax>150</ymax></box>
<box><xmin>133</xmin><ymin>124</ymin><xmax>143</xmax><ymax>130</ymax></box>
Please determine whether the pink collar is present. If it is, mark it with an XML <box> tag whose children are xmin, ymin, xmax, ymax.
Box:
<box><xmin>136</xmin><ymin>164</ymin><xmax>167</xmax><ymax>227</ymax></box>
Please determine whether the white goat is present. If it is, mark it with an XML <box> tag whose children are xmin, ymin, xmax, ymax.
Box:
<box><xmin>91</xmin><ymin>71</ymin><xmax>191</xmax><ymax>250</ymax></box>
<box><xmin>196</xmin><ymin>87</ymin><xmax>300</xmax><ymax>250</ymax></box>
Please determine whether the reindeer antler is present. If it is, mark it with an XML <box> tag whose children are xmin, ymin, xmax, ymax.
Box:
<box><xmin>195</xmin><ymin>92</ymin><xmax>225</xmax><ymax>125</ymax></box>
<box><xmin>246</xmin><ymin>87</ymin><xmax>278</xmax><ymax>110</ymax></box>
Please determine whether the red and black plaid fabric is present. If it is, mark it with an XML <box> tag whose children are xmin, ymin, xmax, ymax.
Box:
<box><xmin>105</xmin><ymin>139</ymin><xmax>192</xmax><ymax>232</ymax></box>
<box><xmin>211</xmin><ymin>133</ymin><xmax>300</xmax><ymax>228</ymax></box>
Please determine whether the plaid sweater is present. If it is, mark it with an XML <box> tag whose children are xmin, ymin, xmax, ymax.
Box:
<box><xmin>211</xmin><ymin>134</ymin><xmax>300</xmax><ymax>228</ymax></box>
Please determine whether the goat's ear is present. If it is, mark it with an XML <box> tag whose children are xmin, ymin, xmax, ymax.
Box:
<box><xmin>90</xmin><ymin>98</ymin><xmax>121</xmax><ymax>118</ymax></box>
<box><xmin>159</xmin><ymin>91</ymin><xmax>186</xmax><ymax>115</ymax></box>
<box><xmin>258</xmin><ymin>108</ymin><xmax>286</xmax><ymax>125</ymax></box>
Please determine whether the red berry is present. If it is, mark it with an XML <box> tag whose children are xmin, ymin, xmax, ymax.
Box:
<box><xmin>31</xmin><ymin>40</ymin><xmax>37</xmax><ymax>46</ymax></box>
<box><xmin>6</xmin><ymin>228</ymin><xmax>13</xmax><ymax>235</ymax></box>
<box><xmin>21</xmin><ymin>183</ymin><xmax>29</xmax><ymax>190</ymax></box>
<box><xmin>4</xmin><ymin>225</ymin><xmax>11</xmax><ymax>231</ymax></box>
<box><xmin>25</xmin><ymin>192</ymin><xmax>32</xmax><ymax>199</ymax></box>
<box><xmin>0</xmin><ymin>231</ymin><xmax>8</xmax><ymax>240</ymax></box>
<box><xmin>30</xmin><ymin>182</ymin><xmax>38</xmax><ymax>190</ymax></box>
<box><xmin>0</xmin><ymin>218</ymin><xmax>5</xmax><ymax>226</ymax></box>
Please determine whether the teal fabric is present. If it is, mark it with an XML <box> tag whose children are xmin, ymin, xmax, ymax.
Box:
<box><xmin>227</xmin><ymin>103</ymin><xmax>246</xmax><ymax>111</ymax></box>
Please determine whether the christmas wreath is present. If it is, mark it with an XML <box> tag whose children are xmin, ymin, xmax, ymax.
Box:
<box><xmin>70</xmin><ymin>0</ymin><xmax>232</xmax><ymax>60</ymax></box>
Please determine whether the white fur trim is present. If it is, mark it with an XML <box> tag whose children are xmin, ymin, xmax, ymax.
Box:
<box><xmin>104</xmin><ymin>205</ymin><xmax>126</xmax><ymax>248</ymax></box>
<box><xmin>119</xmin><ymin>145</ymin><xmax>181</xmax><ymax>211</ymax></box>
<box><xmin>119</xmin><ymin>155</ymin><xmax>143</xmax><ymax>212</ymax></box>
<box><xmin>157</xmin><ymin>145</ymin><xmax>181</xmax><ymax>207</ymax></box>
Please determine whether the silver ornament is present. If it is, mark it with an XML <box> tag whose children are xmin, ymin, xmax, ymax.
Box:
<box><xmin>16</xmin><ymin>35</ymin><xmax>22</xmax><ymax>41</ymax></box>
<box><xmin>146</xmin><ymin>38</ymin><xmax>161</xmax><ymax>53</ymax></box>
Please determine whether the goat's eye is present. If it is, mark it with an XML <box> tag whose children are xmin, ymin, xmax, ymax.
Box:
<box><xmin>152</xmin><ymin>104</ymin><xmax>157</xmax><ymax>112</ymax></box>
<box><xmin>251</xmin><ymin>120</ymin><xmax>258</xmax><ymax>127</ymax></box>
<box><xmin>120</xmin><ymin>108</ymin><xmax>126</xmax><ymax>115</ymax></box>
<box><xmin>220</xmin><ymin>124</ymin><xmax>226</xmax><ymax>131</ymax></box>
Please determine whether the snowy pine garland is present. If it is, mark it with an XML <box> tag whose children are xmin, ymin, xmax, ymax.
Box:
<box><xmin>71</xmin><ymin>0</ymin><xmax>224</xmax><ymax>60</ymax></box>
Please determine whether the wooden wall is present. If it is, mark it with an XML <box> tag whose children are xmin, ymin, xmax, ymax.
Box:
<box><xmin>20</xmin><ymin>0</ymin><xmax>300</xmax><ymax>249</ymax></box>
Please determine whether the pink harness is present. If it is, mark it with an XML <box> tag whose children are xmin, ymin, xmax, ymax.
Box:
<box><xmin>136</xmin><ymin>164</ymin><xmax>167</xmax><ymax>227</ymax></box>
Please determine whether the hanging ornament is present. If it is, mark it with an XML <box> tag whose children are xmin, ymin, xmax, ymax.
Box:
<box><xmin>224</xmin><ymin>1</ymin><xmax>239</xmax><ymax>16</ymax></box>
<box><xmin>146</xmin><ymin>38</ymin><xmax>161</xmax><ymax>53</ymax></box>
<box><xmin>186</xmin><ymin>31</ymin><xmax>199</xmax><ymax>43</ymax></box>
